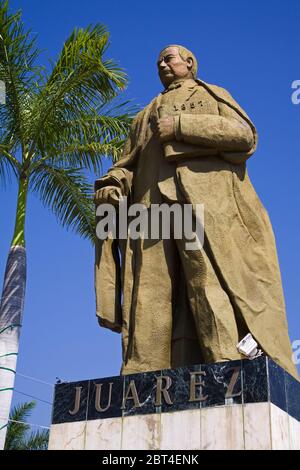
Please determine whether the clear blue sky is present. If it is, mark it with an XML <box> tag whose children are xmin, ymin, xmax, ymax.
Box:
<box><xmin>1</xmin><ymin>0</ymin><xmax>300</xmax><ymax>429</ymax></box>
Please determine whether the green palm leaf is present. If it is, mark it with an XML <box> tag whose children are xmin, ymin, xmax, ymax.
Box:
<box><xmin>30</xmin><ymin>164</ymin><xmax>95</xmax><ymax>241</ymax></box>
<box><xmin>0</xmin><ymin>152</ymin><xmax>14</xmax><ymax>185</ymax></box>
<box><xmin>21</xmin><ymin>429</ymin><xmax>49</xmax><ymax>451</ymax></box>
<box><xmin>27</xmin><ymin>24</ymin><xmax>129</xmax><ymax>158</ymax></box>
<box><xmin>30</xmin><ymin>103</ymin><xmax>134</xmax><ymax>173</ymax></box>
<box><xmin>5</xmin><ymin>401</ymin><xmax>33</xmax><ymax>450</ymax></box>
<box><xmin>5</xmin><ymin>401</ymin><xmax>49</xmax><ymax>450</ymax></box>
<box><xmin>0</xmin><ymin>0</ymin><xmax>42</xmax><ymax>151</ymax></box>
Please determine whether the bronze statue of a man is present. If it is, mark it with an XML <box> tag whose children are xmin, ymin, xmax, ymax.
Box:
<box><xmin>94</xmin><ymin>45</ymin><xmax>298</xmax><ymax>379</ymax></box>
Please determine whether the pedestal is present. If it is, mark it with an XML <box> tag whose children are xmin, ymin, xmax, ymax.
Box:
<box><xmin>48</xmin><ymin>357</ymin><xmax>300</xmax><ymax>450</ymax></box>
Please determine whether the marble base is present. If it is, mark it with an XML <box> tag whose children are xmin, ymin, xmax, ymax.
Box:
<box><xmin>48</xmin><ymin>403</ymin><xmax>300</xmax><ymax>450</ymax></box>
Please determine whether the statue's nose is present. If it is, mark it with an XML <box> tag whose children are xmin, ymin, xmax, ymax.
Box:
<box><xmin>158</xmin><ymin>60</ymin><xmax>167</xmax><ymax>69</ymax></box>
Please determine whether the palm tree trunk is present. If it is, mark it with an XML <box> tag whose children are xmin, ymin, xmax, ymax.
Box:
<box><xmin>0</xmin><ymin>176</ymin><xmax>28</xmax><ymax>450</ymax></box>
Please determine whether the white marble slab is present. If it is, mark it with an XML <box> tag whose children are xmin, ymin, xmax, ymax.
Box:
<box><xmin>243</xmin><ymin>403</ymin><xmax>271</xmax><ymax>450</ymax></box>
<box><xmin>289</xmin><ymin>415</ymin><xmax>300</xmax><ymax>450</ymax></box>
<box><xmin>160</xmin><ymin>409</ymin><xmax>201</xmax><ymax>450</ymax></box>
<box><xmin>121</xmin><ymin>414</ymin><xmax>160</xmax><ymax>450</ymax></box>
<box><xmin>270</xmin><ymin>404</ymin><xmax>290</xmax><ymax>450</ymax></box>
<box><xmin>48</xmin><ymin>402</ymin><xmax>300</xmax><ymax>450</ymax></box>
<box><xmin>85</xmin><ymin>417</ymin><xmax>122</xmax><ymax>450</ymax></box>
<box><xmin>201</xmin><ymin>405</ymin><xmax>244</xmax><ymax>450</ymax></box>
<box><xmin>48</xmin><ymin>421</ymin><xmax>86</xmax><ymax>450</ymax></box>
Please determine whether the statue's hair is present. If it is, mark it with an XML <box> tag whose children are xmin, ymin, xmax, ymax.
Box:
<box><xmin>159</xmin><ymin>44</ymin><xmax>198</xmax><ymax>78</ymax></box>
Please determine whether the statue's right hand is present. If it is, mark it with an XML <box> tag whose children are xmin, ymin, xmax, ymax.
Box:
<box><xmin>94</xmin><ymin>186</ymin><xmax>123</xmax><ymax>205</ymax></box>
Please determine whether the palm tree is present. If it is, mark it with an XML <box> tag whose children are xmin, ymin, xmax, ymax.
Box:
<box><xmin>0</xmin><ymin>0</ymin><xmax>132</xmax><ymax>448</ymax></box>
<box><xmin>5</xmin><ymin>401</ymin><xmax>49</xmax><ymax>450</ymax></box>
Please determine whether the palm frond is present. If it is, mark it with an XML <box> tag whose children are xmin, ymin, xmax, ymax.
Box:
<box><xmin>4</xmin><ymin>401</ymin><xmax>35</xmax><ymax>450</ymax></box>
<box><xmin>64</xmin><ymin>108</ymin><xmax>133</xmax><ymax>142</ymax></box>
<box><xmin>0</xmin><ymin>0</ymin><xmax>42</xmax><ymax>152</ymax></box>
<box><xmin>29</xmin><ymin>102</ymin><xmax>135</xmax><ymax>172</ymax></box>
<box><xmin>48</xmin><ymin>24</ymin><xmax>126</xmax><ymax>93</ymax></box>
<box><xmin>22</xmin><ymin>429</ymin><xmax>49</xmax><ymax>450</ymax></box>
<box><xmin>5</xmin><ymin>401</ymin><xmax>49</xmax><ymax>450</ymax></box>
<box><xmin>0</xmin><ymin>152</ymin><xmax>16</xmax><ymax>185</ymax></box>
<box><xmin>39</xmin><ymin>141</ymin><xmax>124</xmax><ymax>174</ymax></box>
<box><xmin>27</xmin><ymin>24</ymin><xmax>128</xmax><ymax>155</ymax></box>
<box><xmin>30</xmin><ymin>164</ymin><xmax>95</xmax><ymax>242</ymax></box>
<box><xmin>9</xmin><ymin>400</ymin><xmax>35</xmax><ymax>422</ymax></box>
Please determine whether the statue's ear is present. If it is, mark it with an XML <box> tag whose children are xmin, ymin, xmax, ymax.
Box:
<box><xmin>187</xmin><ymin>57</ymin><xmax>193</xmax><ymax>71</ymax></box>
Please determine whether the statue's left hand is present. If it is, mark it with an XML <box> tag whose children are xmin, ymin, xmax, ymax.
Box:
<box><xmin>155</xmin><ymin>115</ymin><xmax>175</xmax><ymax>142</ymax></box>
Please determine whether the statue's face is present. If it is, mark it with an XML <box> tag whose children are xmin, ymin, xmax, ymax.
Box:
<box><xmin>157</xmin><ymin>46</ymin><xmax>193</xmax><ymax>88</ymax></box>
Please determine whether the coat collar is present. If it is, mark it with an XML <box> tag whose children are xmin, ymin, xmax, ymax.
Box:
<box><xmin>162</xmin><ymin>78</ymin><xmax>198</xmax><ymax>94</ymax></box>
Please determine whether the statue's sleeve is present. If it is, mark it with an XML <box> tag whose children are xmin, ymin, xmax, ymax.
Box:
<box><xmin>94</xmin><ymin>112</ymin><xmax>142</xmax><ymax>198</ymax></box>
<box><xmin>94</xmin><ymin>167</ymin><xmax>133</xmax><ymax>200</ymax></box>
<box><xmin>176</xmin><ymin>103</ymin><xmax>254</xmax><ymax>152</ymax></box>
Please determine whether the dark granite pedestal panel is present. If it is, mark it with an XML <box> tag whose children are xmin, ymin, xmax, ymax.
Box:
<box><xmin>51</xmin><ymin>356</ymin><xmax>300</xmax><ymax>425</ymax></box>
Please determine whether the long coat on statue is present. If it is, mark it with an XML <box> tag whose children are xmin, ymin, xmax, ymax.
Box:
<box><xmin>95</xmin><ymin>79</ymin><xmax>298</xmax><ymax>379</ymax></box>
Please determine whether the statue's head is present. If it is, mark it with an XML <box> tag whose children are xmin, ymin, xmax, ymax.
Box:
<box><xmin>157</xmin><ymin>45</ymin><xmax>198</xmax><ymax>88</ymax></box>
